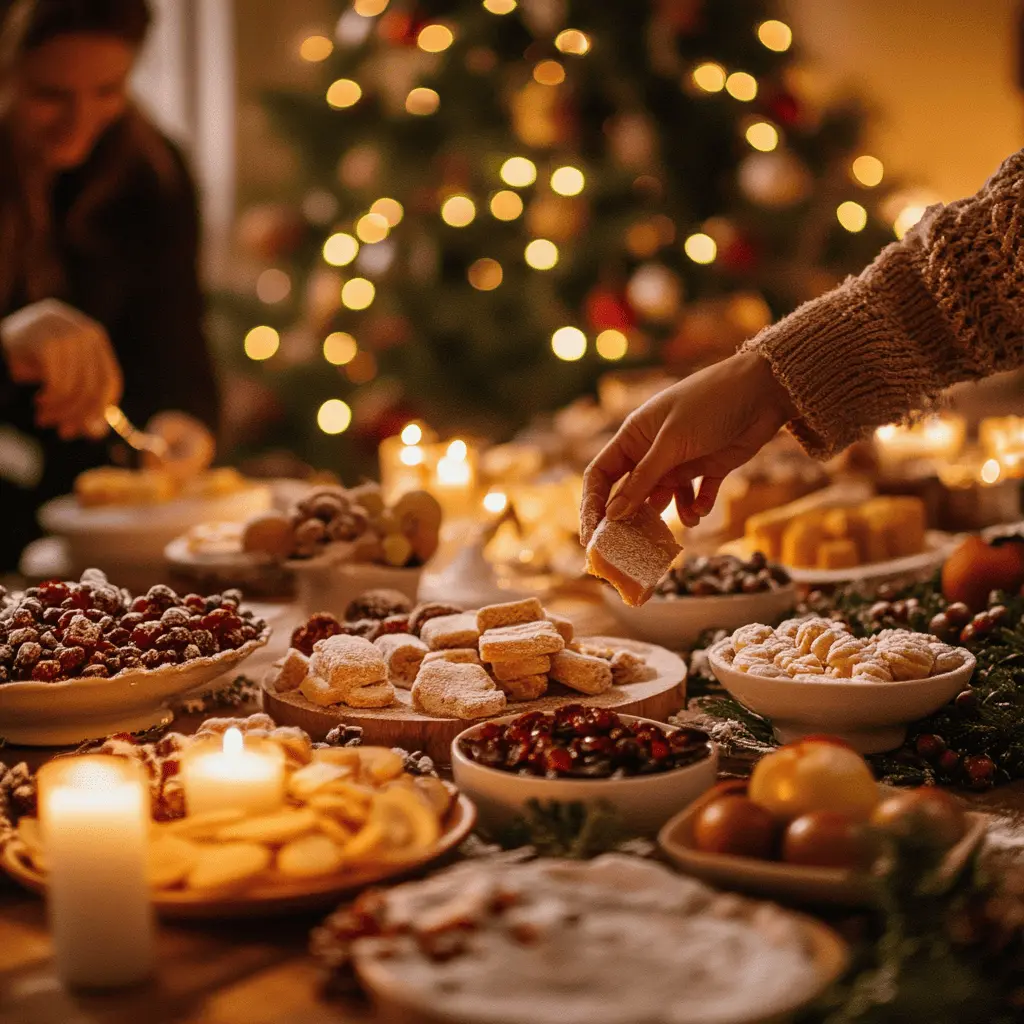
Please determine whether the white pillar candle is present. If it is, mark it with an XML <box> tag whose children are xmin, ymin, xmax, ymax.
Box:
<box><xmin>39</xmin><ymin>756</ymin><xmax>154</xmax><ymax>989</ymax></box>
<box><xmin>181</xmin><ymin>727</ymin><xmax>285</xmax><ymax>818</ymax></box>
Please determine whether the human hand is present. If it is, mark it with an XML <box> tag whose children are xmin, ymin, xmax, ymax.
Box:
<box><xmin>580</xmin><ymin>351</ymin><xmax>796</xmax><ymax>544</ymax></box>
<box><xmin>142</xmin><ymin>411</ymin><xmax>215</xmax><ymax>486</ymax></box>
<box><xmin>0</xmin><ymin>299</ymin><xmax>123</xmax><ymax>440</ymax></box>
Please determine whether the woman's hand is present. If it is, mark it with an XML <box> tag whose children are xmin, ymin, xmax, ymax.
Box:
<box><xmin>0</xmin><ymin>299</ymin><xmax>123</xmax><ymax>439</ymax></box>
<box><xmin>580</xmin><ymin>351</ymin><xmax>797</xmax><ymax>544</ymax></box>
<box><xmin>143</xmin><ymin>411</ymin><xmax>215</xmax><ymax>486</ymax></box>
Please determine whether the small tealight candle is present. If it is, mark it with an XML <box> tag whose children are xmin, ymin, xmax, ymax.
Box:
<box><xmin>181</xmin><ymin>727</ymin><xmax>285</xmax><ymax>818</ymax></box>
<box><xmin>39</xmin><ymin>756</ymin><xmax>154</xmax><ymax>989</ymax></box>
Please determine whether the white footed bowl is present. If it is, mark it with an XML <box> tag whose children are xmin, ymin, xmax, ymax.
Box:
<box><xmin>452</xmin><ymin>713</ymin><xmax>718</xmax><ymax>837</ymax></box>
<box><xmin>602</xmin><ymin>583</ymin><xmax>796</xmax><ymax>650</ymax></box>
<box><xmin>707</xmin><ymin>639</ymin><xmax>976</xmax><ymax>754</ymax></box>
<box><xmin>289</xmin><ymin>554</ymin><xmax>423</xmax><ymax>621</ymax></box>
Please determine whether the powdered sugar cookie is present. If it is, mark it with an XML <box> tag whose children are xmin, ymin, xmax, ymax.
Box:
<box><xmin>731</xmin><ymin>623</ymin><xmax>774</xmax><ymax>651</ymax></box>
<box><xmin>775</xmin><ymin>651</ymin><xmax>825</xmax><ymax>676</ymax></box>
<box><xmin>852</xmin><ymin>659</ymin><xmax>894</xmax><ymax>682</ymax></box>
<box><xmin>423</xmin><ymin>648</ymin><xmax>483</xmax><ymax>666</ymax></box>
<box><xmin>310</xmin><ymin>634</ymin><xmax>387</xmax><ymax>689</ymax></box>
<box><xmin>411</xmin><ymin>660</ymin><xmax>507</xmax><ymax>719</ymax></box>
<box><xmin>794</xmin><ymin>618</ymin><xmax>836</xmax><ymax>655</ymax></box>
<box><xmin>475</xmin><ymin>597</ymin><xmax>544</xmax><ymax>634</ymax></box>
<box><xmin>549</xmin><ymin>648</ymin><xmax>613</xmax><ymax>695</ymax></box>
<box><xmin>479</xmin><ymin>620</ymin><xmax>564</xmax><ymax>661</ymax></box>
<box><xmin>496</xmin><ymin>674</ymin><xmax>549</xmax><ymax>701</ymax></box>
<box><xmin>273</xmin><ymin>648</ymin><xmax>309</xmax><ymax>692</ymax></box>
<box><xmin>490</xmin><ymin>655</ymin><xmax>552</xmax><ymax>681</ymax></box>
<box><xmin>373</xmin><ymin>633</ymin><xmax>428</xmax><ymax>688</ymax></box>
<box><xmin>808</xmin><ymin>626</ymin><xmax>851</xmax><ymax>664</ymax></box>
<box><xmin>733</xmin><ymin>645</ymin><xmax>777</xmax><ymax>672</ymax></box>
<box><xmin>876</xmin><ymin>641</ymin><xmax>935</xmax><ymax>681</ymax></box>
<box><xmin>420</xmin><ymin>613</ymin><xmax>481</xmax><ymax>651</ymax></box>
<box><xmin>610</xmin><ymin>649</ymin><xmax>655</xmax><ymax>685</ymax></box>
<box><xmin>824</xmin><ymin>635</ymin><xmax>873</xmax><ymax>678</ymax></box>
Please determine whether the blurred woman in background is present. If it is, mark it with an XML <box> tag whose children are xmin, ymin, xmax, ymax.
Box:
<box><xmin>0</xmin><ymin>0</ymin><xmax>219</xmax><ymax>569</ymax></box>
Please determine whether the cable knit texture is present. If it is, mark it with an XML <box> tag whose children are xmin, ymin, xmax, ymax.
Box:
<box><xmin>745</xmin><ymin>150</ymin><xmax>1024</xmax><ymax>457</ymax></box>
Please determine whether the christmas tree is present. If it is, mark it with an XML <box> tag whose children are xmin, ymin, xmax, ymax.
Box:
<box><xmin>216</xmin><ymin>0</ymin><xmax>917</xmax><ymax>475</ymax></box>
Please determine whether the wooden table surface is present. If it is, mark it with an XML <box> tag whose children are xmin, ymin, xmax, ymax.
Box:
<box><xmin>2</xmin><ymin>597</ymin><xmax>1023</xmax><ymax>1024</ymax></box>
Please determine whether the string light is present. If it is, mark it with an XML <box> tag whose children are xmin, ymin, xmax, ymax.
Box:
<box><xmin>341</xmin><ymin>277</ymin><xmax>375</xmax><ymax>309</ymax></box>
<box><xmin>417</xmin><ymin>24</ymin><xmax>454</xmax><ymax>53</ymax></box>
<box><xmin>406</xmin><ymin>87</ymin><xmax>439</xmax><ymax>115</ymax></box>
<box><xmin>550</xmin><ymin>166</ymin><xmax>585</xmax><ymax>196</ymax></box>
<box><xmin>524</xmin><ymin>239</ymin><xmax>558</xmax><ymax>269</ymax></box>
<box><xmin>323</xmin><ymin>232</ymin><xmax>358</xmax><ymax>266</ymax></box>
<box><xmin>684</xmin><ymin>232</ymin><xmax>717</xmax><ymax>264</ymax></box>
<box><xmin>596</xmin><ymin>329</ymin><xmax>628</xmax><ymax>360</ymax></box>
<box><xmin>256</xmin><ymin>269</ymin><xmax>291</xmax><ymax>303</ymax></box>
<box><xmin>353</xmin><ymin>0</ymin><xmax>389</xmax><ymax>15</ymax></box>
<box><xmin>326</xmin><ymin>79</ymin><xmax>362</xmax><ymax>109</ymax></box>
<box><xmin>370</xmin><ymin>197</ymin><xmax>403</xmax><ymax>226</ymax></box>
<box><xmin>468</xmin><ymin>258</ymin><xmax>503</xmax><ymax>290</ymax></box>
<box><xmin>745</xmin><ymin>121</ymin><xmax>778</xmax><ymax>152</ymax></box>
<box><xmin>725</xmin><ymin>72</ymin><xmax>757</xmax><ymax>101</ymax></box>
<box><xmin>533</xmin><ymin>60</ymin><xmax>565</xmax><ymax>85</ymax></box>
<box><xmin>852</xmin><ymin>155</ymin><xmax>884</xmax><ymax>187</ymax></box>
<box><xmin>482</xmin><ymin>0</ymin><xmax>516</xmax><ymax>12</ymax></box>
<box><xmin>244</xmin><ymin>326</ymin><xmax>280</xmax><ymax>361</ymax></box>
<box><xmin>299</xmin><ymin>35</ymin><xmax>333</xmax><ymax>62</ymax></box>
<box><xmin>345</xmin><ymin>350</ymin><xmax>377</xmax><ymax>384</ymax></box>
<box><xmin>757</xmin><ymin>19</ymin><xmax>792</xmax><ymax>52</ymax></box>
<box><xmin>692</xmin><ymin>62</ymin><xmax>726</xmax><ymax>92</ymax></box>
<box><xmin>441</xmin><ymin>195</ymin><xmax>476</xmax><ymax>227</ymax></box>
<box><xmin>894</xmin><ymin>203</ymin><xmax>927</xmax><ymax>239</ymax></box>
<box><xmin>317</xmin><ymin>399</ymin><xmax>352</xmax><ymax>435</ymax></box>
<box><xmin>490</xmin><ymin>190</ymin><xmax>524</xmax><ymax>220</ymax></box>
<box><xmin>355</xmin><ymin>212</ymin><xmax>389</xmax><ymax>243</ymax></box>
<box><xmin>323</xmin><ymin>331</ymin><xmax>357</xmax><ymax>365</ymax></box>
<box><xmin>555</xmin><ymin>29</ymin><xmax>590</xmax><ymax>55</ymax></box>
<box><xmin>836</xmin><ymin>200</ymin><xmax>868</xmax><ymax>233</ymax></box>
<box><xmin>401</xmin><ymin>423</ymin><xmax>423</xmax><ymax>445</ymax></box>
<box><xmin>551</xmin><ymin>326</ymin><xmax>586</xmax><ymax>361</ymax></box>
<box><xmin>500</xmin><ymin>156</ymin><xmax>537</xmax><ymax>187</ymax></box>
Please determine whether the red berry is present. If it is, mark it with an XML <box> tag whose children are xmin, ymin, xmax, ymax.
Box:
<box><xmin>959</xmin><ymin>623</ymin><xmax>977</xmax><ymax>644</ymax></box>
<box><xmin>937</xmin><ymin>750</ymin><xmax>962</xmax><ymax>775</ymax></box>
<box><xmin>31</xmin><ymin>660</ymin><xmax>61</xmax><ymax>681</ymax></box>
<box><xmin>545</xmin><ymin>747</ymin><xmax>573</xmax><ymax>774</ymax></box>
<box><xmin>131</xmin><ymin>622</ymin><xmax>163</xmax><ymax>650</ymax></box>
<box><xmin>963</xmin><ymin>754</ymin><xmax>996</xmax><ymax>789</ymax></box>
<box><xmin>38</xmin><ymin>580</ymin><xmax>70</xmax><ymax>607</ymax></box>
<box><xmin>130</xmin><ymin>596</ymin><xmax>150</xmax><ymax>615</ymax></box>
<box><xmin>955</xmin><ymin>689</ymin><xmax>979</xmax><ymax>713</ymax></box>
<box><xmin>183</xmin><ymin>594</ymin><xmax>206</xmax><ymax>613</ymax></box>
<box><xmin>944</xmin><ymin>603</ymin><xmax>971</xmax><ymax>628</ymax></box>
<box><xmin>915</xmin><ymin>734</ymin><xmax>947</xmax><ymax>760</ymax></box>
<box><xmin>650</xmin><ymin>740</ymin><xmax>671</xmax><ymax>760</ymax></box>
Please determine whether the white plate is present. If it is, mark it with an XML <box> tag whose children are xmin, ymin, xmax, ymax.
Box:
<box><xmin>720</xmin><ymin>530</ymin><xmax>957</xmax><ymax>586</ymax></box>
<box><xmin>0</xmin><ymin>630</ymin><xmax>269</xmax><ymax>746</ymax></box>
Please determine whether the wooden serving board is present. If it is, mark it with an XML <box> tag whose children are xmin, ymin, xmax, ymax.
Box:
<box><xmin>263</xmin><ymin>637</ymin><xmax>688</xmax><ymax>764</ymax></box>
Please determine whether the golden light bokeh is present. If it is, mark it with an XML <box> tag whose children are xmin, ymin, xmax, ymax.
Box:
<box><xmin>981</xmin><ymin>458</ymin><xmax>1002</xmax><ymax>485</ymax></box>
<box><xmin>490</xmin><ymin>190</ymin><xmax>524</xmax><ymax>220</ymax></box>
<box><xmin>483</xmin><ymin>490</ymin><xmax>508</xmax><ymax>513</ymax></box>
<box><xmin>725</xmin><ymin>71</ymin><xmax>757</xmax><ymax>101</ymax></box>
<box><xmin>341</xmin><ymin>277</ymin><xmax>376</xmax><ymax>309</ymax></box>
<box><xmin>550</xmin><ymin>166</ymin><xmax>585</xmax><ymax>196</ymax></box>
<box><xmin>417</xmin><ymin>24</ymin><xmax>454</xmax><ymax>53</ymax></box>
<box><xmin>256</xmin><ymin>268</ymin><xmax>291</xmax><ymax>303</ymax></box>
<box><xmin>468</xmin><ymin>257</ymin><xmax>503</xmax><ymax>290</ymax></box>
<box><xmin>836</xmin><ymin>200</ymin><xmax>868</xmax><ymax>233</ymax></box>
<box><xmin>595</xmin><ymin>329</ymin><xmax>628</xmax><ymax>361</ymax></box>
<box><xmin>533</xmin><ymin>60</ymin><xmax>566</xmax><ymax>86</ymax></box>
<box><xmin>323</xmin><ymin>232</ymin><xmax>359</xmax><ymax>267</ymax></box>
<box><xmin>355</xmin><ymin>212</ymin><xmax>390</xmax><ymax>243</ymax></box>
<box><xmin>745</xmin><ymin>121</ymin><xmax>778</xmax><ymax>152</ymax></box>
<box><xmin>370</xmin><ymin>197</ymin><xmax>404</xmax><ymax>226</ymax></box>
<box><xmin>551</xmin><ymin>326</ymin><xmax>586</xmax><ymax>361</ymax></box>
<box><xmin>441</xmin><ymin>195</ymin><xmax>476</xmax><ymax>227</ymax></box>
<box><xmin>353</xmin><ymin>0</ymin><xmax>389</xmax><ymax>15</ymax></box>
<box><xmin>524</xmin><ymin>238</ymin><xmax>558</xmax><ymax>270</ymax></box>
<box><xmin>554</xmin><ymin>29</ymin><xmax>590</xmax><ymax>55</ymax></box>
<box><xmin>317</xmin><ymin>399</ymin><xmax>352</xmax><ymax>435</ymax></box>
<box><xmin>299</xmin><ymin>35</ymin><xmax>333</xmax><ymax>62</ymax></box>
<box><xmin>323</xmin><ymin>331</ymin><xmax>357</xmax><ymax>366</ymax></box>
<box><xmin>326</xmin><ymin>79</ymin><xmax>362</xmax><ymax>109</ymax></box>
<box><xmin>482</xmin><ymin>0</ymin><xmax>516</xmax><ymax>12</ymax></box>
<box><xmin>893</xmin><ymin>203</ymin><xmax>927</xmax><ymax>240</ymax></box>
<box><xmin>692</xmin><ymin>62</ymin><xmax>726</xmax><ymax>93</ymax></box>
<box><xmin>243</xmin><ymin>326</ymin><xmax>280</xmax><ymax>361</ymax></box>
<box><xmin>400</xmin><ymin>422</ymin><xmax>423</xmax><ymax>445</ymax></box>
<box><xmin>500</xmin><ymin>156</ymin><xmax>537</xmax><ymax>187</ymax></box>
<box><xmin>683</xmin><ymin>232</ymin><xmax>717</xmax><ymax>265</ymax></box>
<box><xmin>757</xmin><ymin>19</ymin><xmax>792</xmax><ymax>52</ymax></box>
<box><xmin>852</xmin><ymin>155</ymin><xmax>884</xmax><ymax>187</ymax></box>
<box><xmin>406</xmin><ymin>87</ymin><xmax>440</xmax><ymax>115</ymax></box>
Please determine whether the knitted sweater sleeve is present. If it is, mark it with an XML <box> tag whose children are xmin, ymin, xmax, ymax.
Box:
<box><xmin>744</xmin><ymin>149</ymin><xmax>1024</xmax><ymax>457</ymax></box>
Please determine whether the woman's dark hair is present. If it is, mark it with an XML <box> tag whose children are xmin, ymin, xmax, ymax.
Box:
<box><xmin>1</xmin><ymin>0</ymin><xmax>151</xmax><ymax>63</ymax></box>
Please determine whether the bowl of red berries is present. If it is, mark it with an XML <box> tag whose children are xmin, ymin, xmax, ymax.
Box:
<box><xmin>452</xmin><ymin>706</ymin><xmax>717</xmax><ymax>836</ymax></box>
<box><xmin>0</xmin><ymin>570</ymin><xmax>269</xmax><ymax>746</ymax></box>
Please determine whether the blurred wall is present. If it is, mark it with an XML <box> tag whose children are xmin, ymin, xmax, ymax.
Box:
<box><xmin>785</xmin><ymin>0</ymin><xmax>1022</xmax><ymax>202</ymax></box>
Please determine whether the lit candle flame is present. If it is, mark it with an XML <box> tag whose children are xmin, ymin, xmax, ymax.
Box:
<box><xmin>446</xmin><ymin>439</ymin><xmax>468</xmax><ymax>461</ymax></box>
<box><xmin>981</xmin><ymin>459</ymin><xmax>1002</xmax><ymax>485</ymax></box>
<box><xmin>401</xmin><ymin>422</ymin><xmax>423</xmax><ymax>445</ymax></box>
<box><xmin>223</xmin><ymin>727</ymin><xmax>244</xmax><ymax>756</ymax></box>
<box><xmin>483</xmin><ymin>490</ymin><xmax>508</xmax><ymax>514</ymax></box>
<box><xmin>399</xmin><ymin>445</ymin><xmax>424</xmax><ymax>466</ymax></box>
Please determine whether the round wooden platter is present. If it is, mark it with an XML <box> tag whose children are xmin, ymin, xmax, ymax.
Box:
<box><xmin>0</xmin><ymin>795</ymin><xmax>475</xmax><ymax>920</ymax></box>
<box><xmin>263</xmin><ymin>637</ymin><xmax>688</xmax><ymax>764</ymax></box>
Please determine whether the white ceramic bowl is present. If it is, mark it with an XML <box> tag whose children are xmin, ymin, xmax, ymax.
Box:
<box><xmin>707</xmin><ymin>639</ymin><xmax>976</xmax><ymax>754</ymax></box>
<box><xmin>451</xmin><ymin>713</ymin><xmax>718</xmax><ymax>837</ymax></box>
<box><xmin>288</xmin><ymin>552</ymin><xmax>423</xmax><ymax>621</ymax></box>
<box><xmin>602</xmin><ymin>583</ymin><xmax>797</xmax><ymax>651</ymax></box>
<box><xmin>0</xmin><ymin>630</ymin><xmax>269</xmax><ymax>746</ymax></box>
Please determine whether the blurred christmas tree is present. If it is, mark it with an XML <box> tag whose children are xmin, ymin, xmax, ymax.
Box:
<box><xmin>215</xmin><ymin>0</ymin><xmax>926</xmax><ymax>474</ymax></box>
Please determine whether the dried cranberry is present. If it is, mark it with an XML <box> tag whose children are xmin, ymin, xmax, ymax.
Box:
<box><xmin>190</xmin><ymin>629</ymin><xmax>216</xmax><ymax>656</ymax></box>
<box><xmin>82</xmin><ymin>608</ymin><xmax>104</xmax><ymax>623</ymax></box>
<box><xmin>159</xmin><ymin>649</ymin><xmax>181</xmax><ymax>665</ymax></box>
<box><xmin>0</xmin><ymin>644</ymin><xmax>12</xmax><ymax>665</ymax></box>
<box><xmin>222</xmin><ymin>588</ymin><xmax>243</xmax><ymax>605</ymax></box>
<box><xmin>41</xmin><ymin>606</ymin><xmax>62</xmax><ymax>626</ymax></box>
<box><xmin>182</xmin><ymin>644</ymin><xmax>202</xmax><ymax>661</ymax></box>
<box><xmin>140</xmin><ymin>649</ymin><xmax>161</xmax><ymax>668</ymax></box>
<box><xmin>146</xmin><ymin>584</ymin><xmax>179</xmax><ymax>610</ymax></box>
<box><xmin>155</xmin><ymin>633</ymin><xmax>176</xmax><ymax>651</ymax></box>
<box><xmin>57</xmin><ymin>610</ymin><xmax>78</xmax><ymax>632</ymax></box>
<box><xmin>91</xmin><ymin>588</ymin><xmax>123</xmax><ymax>615</ymax></box>
<box><xmin>161</xmin><ymin>607</ymin><xmax>191</xmax><ymax>628</ymax></box>
<box><xmin>31</xmin><ymin>660</ymin><xmax>61</xmax><ymax>682</ymax></box>
<box><xmin>39</xmin><ymin>631</ymin><xmax>57</xmax><ymax>650</ymax></box>
<box><xmin>545</xmin><ymin>747</ymin><xmax>574</xmax><ymax>774</ymax></box>
<box><xmin>56</xmin><ymin>646</ymin><xmax>87</xmax><ymax>672</ymax></box>
<box><xmin>130</xmin><ymin>596</ymin><xmax>151</xmax><ymax>615</ymax></box>
<box><xmin>204</xmin><ymin>594</ymin><xmax>224</xmax><ymax>611</ymax></box>
<box><xmin>80</xmin><ymin>664</ymin><xmax>109</xmax><ymax>678</ymax></box>
<box><xmin>183</xmin><ymin>594</ymin><xmax>206</xmax><ymax>613</ymax></box>
<box><xmin>166</xmin><ymin>627</ymin><xmax>191</xmax><ymax>650</ymax></box>
<box><xmin>220</xmin><ymin>629</ymin><xmax>245</xmax><ymax>650</ymax></box>
<box><xmin>107</xmin><ymin>627</ymin><xmax>131</xmax><ymax>647</ymax></box>
<box><xmin>120</xmin><ymin>612</ymin><xmax>144</xmax><ymax>631</ymax></box>
<box><xmin>38</xmin><ymin>580</ymin><xmax>71</xmax><ymax>607</ymax></box>
<box><xmin>131</xmin><ymin>622</ymin><xmax>163</xmax><ymax>650</ymax></box>
<box><xmin>120</xmin><ymin>649</ymin><xmax>142</xmax><ymax>670</ymax></box>
<box><xmin>63</xmin><ymin>588</ymin><xmax>91</xmax><ymax>610</ymax></box>
<box><xmin>201</xmin><ymin>608</ymin><xmax>242</xmax><ymax>633</ymax></box>
<box><xmin>64</xmin><ymin>615</ymin><xmax>101</xmax><ymax>649</ymax></box>
<box><xmin>88</xmin><ymin>650</ymin><xmax>107</xmax><ymax>666</ymax></box>
<box><xmin>649</xmin><ymin>740</ymin><xmax>671</xmax><ymax>760</ymax></box>
<box><xmin>14</xmin><ymin>642</ymin><xmax>42</xmax><ymax>673</ymax></box>
<box><xmin>8</xmin><ymin>627</ymin><xmax>39</xmax><ymax>647</ymax></box>
<box><xmin>239</xmin><ymin>624</ymin><xmax>258</xmax><ymax>642</ymax></box>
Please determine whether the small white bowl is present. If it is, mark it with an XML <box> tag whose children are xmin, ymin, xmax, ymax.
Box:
<box><xmin>602</xmin><ymin>583</ymin><xmax>797</xmax><ymax>650</ymax></box>
<box><xmin>288</xmin><ymin>553</ymin><xmax>423</xmax><ymax>620</ymax></box>
<box><xmin>707</xmin><ymin>640</ymin><xmax>976</xmax><ymax>754</ymax></box>
<box><xmin>451</xmin><ymin>713</ymin><xmax>718</xmax><ymax>837</ymax></box>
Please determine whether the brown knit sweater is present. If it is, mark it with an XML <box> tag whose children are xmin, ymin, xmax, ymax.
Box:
<box><xmin>746</xmin><ymin>149</ymin><xmax>1024</xmax><ymax>458</ymax></box>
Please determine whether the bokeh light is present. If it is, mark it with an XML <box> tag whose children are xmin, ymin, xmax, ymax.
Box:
<box><xmin>500</xmin><ymin>156</ymin><xmax>537</xmax><ymax>187</ymax></box>
<box><xmin>417</xmin><ymin>24</ymin><xmax>454</xmax><ymax>53</ymax></box>
<box><xmin>323</xmin><ymin>331</ymin><xmax>357</xmax><ymax>365</ymax></box>
<box><xmin>554</xmin><ymin>29</ymin><xmax>590</xmax><ymax>55</ymax></box>
<box><xmin>323</xmin><ymin>232</ymin><xmax>358</xmax><ymax>266</ymax></box>
<box><xmin>326</xmin><ymin>79</ymin><xmax>362</xmax><ymax>109</ymax></box>
<box><xmin>370</xmin><ymin>197</ymin><xmax>404</xmax><ymax>226</ymax></box>
<box><xmin>524</xmin><ymin>239</ymin><xmax>558</xmax><ymax>270</ymax></box>
<box><xmin>595</xmin><ymin>329</ymin><xmax>628</xmax><ymax>361</ymax></box>
<box><xmin>757</xmin><ymin>20</ymin><xmax>792</xmax><ymax>52</ymax></box>
<box><xmin>533</xmin><ymin>60</ymin><xmax>566</xmax><ymax>86</ymax></box>
<box><xmin>341</xmin><ymin>277</ymin><xmax>376</xmax><ymax>309</ymax></box>
<box><xmin>836</xmin><ymin>200</ymin><xmax>868</xmax><ymax>233</ymax></box>
<box><xmin>353</xmin><ymin>0</ymin><xmax>389</xmax><ymax>15</ymax></box>
<box><xmin>482</xmin><ymin>0</ymin><xmax>516</xmax><ymax>12</ymax></box>
<box><xmin>490</xmin><ymin>190</ymin><xmax>524</xmax><ymax>220</ymax></box>
<box><xmin>317</xmin><ymin>399</ymin><xmax>352</xmax><ymax>434</ymax></box>
<box><xmin>551</xmin><ymin>326</ymin><xmax>586</xmax><ymax>361</ymax></box>
<box><xmin>355</xmin><ymin>212</ymin><xmax>389</xmax><ymax>243</ymax></box>
<box><xmin>406</xmin><ymin>87</ymin><xmax>439</xmax><ymax>115</ymax></box>
<box><xmin>401</xmin><ymin>423</ymin><xmax>423</xmax><ymax>445</ymax></box>
<box><xmin>852</xmin><ymin>155</ymin><xmax>884</xmax><ymax>187</ymax></box>
<box><xmin>550</xmin><ymin>166</ymin><xmax>585</xmax><ymax>196</ymax></box>
<box><xmin>692</xmin><ymin>62</ymin><xmax>726</xmax><ymax>93</ymax></box>
<box><xmin>441</xmin><ymin>195</ymin><xmax>476</xmax><ymax>227</ymax></box>
<box><xmin>256</xmin><ymin>269</ymin><xmax>291</xmax><ymax>303</ymax></box>
<box><xmin>299</xmin><ymin>35</ymin><xmax>333</xmax><ymax>62</ymax></box>
<box><xmin>244</xmin><ymin>326</ymin><xmax>280</xmax><ymax>361</ymax></box>
<box><xmin>745</xmin><ymin>121</ymin><xmax>778</xmax><ymax>152</ymax></box>
<box><xmin>684</xmin><ymin>232</ymin><xmax>717</xmax><ymax>264</ymax></box>
<box><xmin>725</xmin><ymin>71</ymin><xmax>757</xmax><ymax>101</ymax></box>
<box><xmin>468</xmin><ymin>258</ymin><xmax>503</xmax><ymax>290</ymax></box>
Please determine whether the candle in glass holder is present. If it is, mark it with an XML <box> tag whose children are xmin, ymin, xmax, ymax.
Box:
<box><xmin>181</xmin><ymin>727</ymin><xmax>285</xmax><ymax>818</ymax></box>
<box><xmin>433</xmin><ymin>439</ymin><xmax>478</xmax><ymax>518</ymax></box>
<box><xmin>874</xmin><ymin>415</ymin><xmax>965</xmax><ymax>473</ymax></box>
<box><xmin>379</xmin><ymin>422</ymin><xmax>437</xmax><ymax>502</ymax></box>
<box><xmin>39</xmin><ymin>756</ymin><xmax>154</xmax><ymax>989</ymax></box>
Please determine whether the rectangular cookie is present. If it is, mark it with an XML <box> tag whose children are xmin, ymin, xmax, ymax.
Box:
<box><xmin>549</xmin><ymin>648</ymin><xmax>613</xmax><ymax>695</ymax></box>
<box><xmin>610</xmin><ymin>648</ymin><xmax>655</xmax><ymax>686</ymax></box>
<box><xmin>373</xmin><ymin>633</ymin><xmax>428</xmax><ymax>688</ymax></box>
<box><xmin>475</xmin><ymin>597</ymin><xmax>544</xmax><ymax>634</ymax></box>
<box><xmin>423</xmin><ymin>648</ymin><xmax>482</xmax><ymax>666</ymax></box>
<box><xmin>546</xmin><ymin>613</ymin><xmax>574</xmax><ymax>644</ymax></box>
<box><xmin>479</xmin><ymin>621</ymin><xmax>564</xmax><ymax>662</ymax></box>
<box><xmin>273</xmin><ymin>648</ymin><xmax>309</xmax><ymax>692</ymax></box>
<box><xmin>309</xmin><ymin>634</ymin><xmax>387</xmax><ymax>688</ymax></box>
<box><xmin>411</xmin><ymin>661</ymin><xmax>507</xmax><ymax>719</ymax></box>
<box><xmin>496</xmin><ymin>674</ymin><xmax>548</xmax><ymax>701</ymax></box>
<box><xmin>420</xmin><ymin>613</ymin><xmax>481</xmax><ymax>651</ymax></box>
<box><xmin>489</xmin><ymin>655</ymin><xmax>551</xmax><ymax>681</ymax></box>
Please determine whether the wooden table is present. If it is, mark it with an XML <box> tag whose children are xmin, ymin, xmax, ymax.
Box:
<box><xmin>2</xmin><ymin>597</ymin><xmax>1023</xmax><ymax>1024</ymax></box>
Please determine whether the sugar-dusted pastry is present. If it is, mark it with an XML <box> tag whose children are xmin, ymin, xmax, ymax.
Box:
<box><xmin>731</xmin><ymin>623</ymin><xmax>774</xmax><ymax>651</ymax></box>
<box><xmin>489</xmin><ymin>655</ymin><xmax>551</xmax><ymax>682</ymax></box>
<box><xmin>585</xmin><ymin>501</ymin><xmax>681</xmax><ymax>607</ymax></box>
<box><xmin>309</xmin><ymin>634</ymin><xmax>387</xmax><ymax>689</ymax></box>
<box><xmin>824</xmin><ymin>635</ymin><xmax>873</xmax><ymax>677</ymax></box>
<box><xmin>408</xmin><ymin>602</ymin><xmax>464</xmax><ymax>636</ymax></box>
<box><xmin>610</xmin><ymin>649</ymin><xmax>654</xmax><ymax>686</ymax></box>
<box><xmin>300</xmin><ymin>673</ymin><xmax>347</xmax><ymax>707</ymax></box>
<box><xmin>341</xmin><ymin>680</ymin><xmax>396</xmax><ymax>709</ymax></box>
<box><xmin>774</xmin><ymin>651</ymin><xmax>825</xmax><ymax>676</ymax></box>
<box><xmin>775</xmin><ymin>617</ymin><xmax>807</xmax><ymax>640</ymax></box>
<box><xmin>496</xmin><ymin>674</ymin><xmax>549</xmax><ymax>701</ymax></box>
<box><xmin>479</xmin><ymin>620</ymin><xmax>565</xmax><ymax>662</ymax></box>
<box><xmin>571</xmin><ymin>640</ymin><xmax>616</xmax><ymax>660</ymax></box>
<box><xmin>746</xmin><ymin>662</ymin><xmax>788</xmax><ymax>678</ymax></box>
<box><xmin>808</xmin><ymin>625</ymin><xmax>850</xmax><ymax>664</ymax></box>
<box><xmin>851</xmin><ymin>659</ymin><xmax>894</xmax><ymax>682</ymax></box>
<box><xmin>420</xmin><ymin>613</ymin><xmax>480</xmax><ymax>651</ymax></box>
<box><xmin>546</xmin><ymin>612</ymin><xmax>575</xmax><ymax>644</ymax></box>
<box><xmin>423</xmin><ymin>648</ymin><xmax>483</xmax><ymax>666</ymax></box>
<box><xmin>411</xmin><ymin>661</ymin><xmax>507</xmax><ymax>719</ymax></box>
<box><xmin>794</xmin><ymin>617</ymin><xmax>836</xmax><ymax>656</ymax></box>
<box><xmin>373</xmin><ymin>633</ymin><xmax>428</xmax><ymax>688</ymax></box>
<box><xmin>733</xmin><ymin>645</ymin><xmax>777</xmax><ymax>673</ymax></box>
<box><xmin>549</xmin><ymin>648</ymin><xmax>613</xmax><ymax>695</ymax></box>
<box><xmin>475</xmin><ymin>597</ymin><xmax>544</xmax><ymax>634</ymax></box>
<box><xmin>273</xmin><ymin>648</ymin><xmax>309</xmax><ymax>692</ymax></box>
<box><xmin>876</xmin><ymin>640</ymin><xmax>935</xmax><ymax>681</ymax></box>
<box><xmin>930</xmin><ymin>643</ymin><xmax>965</xmax><ymax>675</ymax></box>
